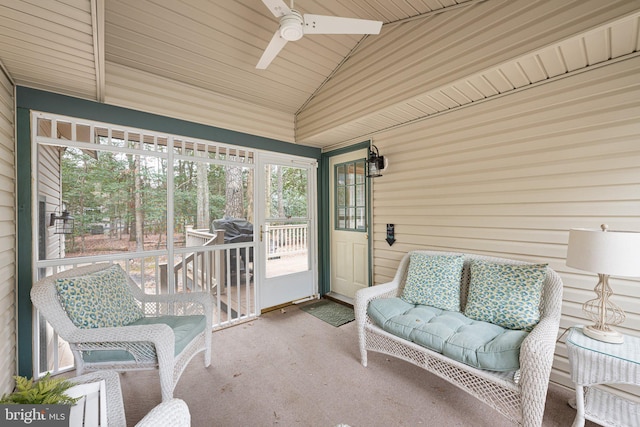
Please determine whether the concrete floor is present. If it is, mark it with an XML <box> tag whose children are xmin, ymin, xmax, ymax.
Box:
<box><xmin>119</xmin><ymin>301</ymin><xmax>596</xmax><ymax>427</ymax></box>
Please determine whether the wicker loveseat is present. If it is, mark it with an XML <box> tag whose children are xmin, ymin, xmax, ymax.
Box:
<box><xmin>355</xmin><ymin>250</ymin><xmax>563</xmax><ymax>427</ymax></box>
<box><xmin>31</xmin><ymin>263</ymin><xmax>212</xmax><ymax>402</ymax></box>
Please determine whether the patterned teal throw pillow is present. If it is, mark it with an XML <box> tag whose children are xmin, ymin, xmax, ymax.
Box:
<box><xmin>56</xmin><ymin>264</ymin><xmax>144</xmax><ymax>329</ymax></box>
<box><xmin>464</xmin><ymin>261</ymin><xmax>547</xmax><ymax>331</ymax></box>
<box><xmin>400</xmin><ymin>253</ymin><xmax>464</xmax><ymax>311</ymax></box>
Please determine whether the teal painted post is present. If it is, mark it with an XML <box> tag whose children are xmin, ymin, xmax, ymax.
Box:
<box><xmin>318</xmin><ymin>155</ymin><xmax>330</xmax><ymax>295</ymax></box>
<box><xmin>16</xmin><ymin>107</ymin><xmax>32</xmax><ymax>377</ymax></box>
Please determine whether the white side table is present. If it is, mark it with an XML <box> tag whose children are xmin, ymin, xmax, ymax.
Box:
<box><xmin>566</xmin><ymin>326</ymin><xmax>640</xmax><ymax>427</ymax></box>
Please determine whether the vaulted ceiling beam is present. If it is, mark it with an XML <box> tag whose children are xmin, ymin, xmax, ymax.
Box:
<box><xmin>91</xmin><ymin>0</ymin><xmax>105</xmax><ymax>102</ymax></box>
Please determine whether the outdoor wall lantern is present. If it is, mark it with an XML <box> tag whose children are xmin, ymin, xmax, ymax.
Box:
<box><xmin>366</xmin><ymin>144</ymin><xmax>386</xmax><ymax>178</ymax></box>
<box><xmin>50</xmin><ymin>209</ymin><xmax>74</xmax><ymax>235</ymax></box>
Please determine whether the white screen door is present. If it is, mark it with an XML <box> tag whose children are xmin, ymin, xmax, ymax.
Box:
<box><xmin>256</xmin><ymin>154</ymin><xmax>317</xmax><ymax>310</ymax></box>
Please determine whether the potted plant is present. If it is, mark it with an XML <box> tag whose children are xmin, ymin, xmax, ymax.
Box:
<box><xmin>0</xmin><ymin>373</ymin><xmax>79</xmax><ymax>425</ymax></box>
<box><xmin>0</xmin><ymin>373</ymin><xmax>79</xmax><ymax>405</ymax></box>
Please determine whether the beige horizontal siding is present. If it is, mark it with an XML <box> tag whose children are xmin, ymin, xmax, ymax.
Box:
<box><xmin>0</xmin><ymin>0</ymin><xmax>97</xmax><ymax>100</ymax></box>
<box><xmin>0</xmin><ymin>63</ymin><xmax>14</xmax><ymax>395</ymax></box>
<box><xmin>368</xmin><ymin>55</ymin><xmax>640</xmax><ymax>398</ymax></box>
<box><xmin>105</xmin><ymin>62</ymin><xmax>295</xmax><ymax>143</ymax></box>
<box><xmin>297</xmin><ymin>0</ymin><xmax>640</xmax><ymax>143</ymax></box>
<box><xmin>37</xmin><ymin>146</ymin><xmax>63</xmax><ymax>260</ymax></box>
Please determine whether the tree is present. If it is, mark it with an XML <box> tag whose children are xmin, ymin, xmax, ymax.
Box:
<box><xmin>126</xmin><ymin>154</ymin><xmax>144</xmax><ymax>251</ymax></box>
<box><xmin>196</xmin><ymin>162</ymin><xmax>209</xmax><ymax>229</ymax></box>
<box><xmin>225</xmin><ymin>166</ymin><xmax>244</xmax><ymax>218</ymax></box>
<box><xmin>265</xmin><ymin>165</ymin><xmax>307</xmax><ymax>219</ymax></box>
<box><xmin>277</xmin><ymin>165</ymin><xmax>284</xmax><ymax>217</ymax></box>
<box><xmin>58</xmin><ymin>142</ymin><xmax>278</xmax><ymax>258</ymax></box>
<box><xmin>245</xmin><ymin>168</ymin><xmax>254</xmax><ymax>223</ymax></box>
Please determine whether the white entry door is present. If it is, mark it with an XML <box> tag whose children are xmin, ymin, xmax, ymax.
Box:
<box><xmin>329</xmin><ymin>150</ymin><xmax>369</xmax><ymax>299</ymax></box>
<box><xmin>256</xmin><ymin>153</ymin><xmax>317</xmax><ymax>310</ymax></box>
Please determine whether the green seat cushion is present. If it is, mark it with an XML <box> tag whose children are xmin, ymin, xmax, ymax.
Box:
<box><xmin>464</xmin><ymin>261</ymin><xmax>547</xmax><ymax>331</ymax></box>
<box><xmin>368</xmin><ymin>298</ymin><xmax>527</xmax><ymax>371</ymax></box>
<box><xmin>81</xmin><ymin>315</ymin><xmax>206</xmax><ymax>363</ymax></box>
<box><xmin>367</xmin><ymin>296</ymin><xmax>415</xmax><ymax>328</ymax></box>
<box><xmin>400</xmin><ymin>253</ymin><xmax>464</xmax><ymax>311</ymax></box>
<box><xmin>56</xmin><ymin>264</ymin><xmax>144</xmax><ymax>329</ymax></box>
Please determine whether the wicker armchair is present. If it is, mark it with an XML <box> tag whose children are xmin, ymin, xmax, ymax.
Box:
<box><xmin>355</xmin><ymin>251</ymin><xmax>564</xmax><ymax>427</ymax></box>
<box><xmin>31</xmin><ymin>263</ymin><xmax>212</xmax><ymax>402</ymax></box>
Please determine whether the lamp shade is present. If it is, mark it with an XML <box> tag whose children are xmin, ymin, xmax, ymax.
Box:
<box><xmin>566</xmin><ymin>227</ymin><xmax>640</xmax><ymax>277</ymax></box>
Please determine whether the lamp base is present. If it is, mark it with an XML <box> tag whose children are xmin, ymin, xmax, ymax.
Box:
<box><xmin>583</xmin><ymin>325</ymin><xmax>624</xmax><ymax>344</ymax></box>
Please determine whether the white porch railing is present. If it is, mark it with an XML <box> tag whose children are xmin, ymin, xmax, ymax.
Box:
<box><xmin>265</xmin><ymin>223</ymin><xmax>308</xmax><ymax>259</ymax></box>
<box><xmin>34</xmin><ymin>236</ymin><xmax>256</xmax><ymax>376</ymax></box>
<box><xmin>33</xmin><ymin>225</ymin><xmax>311</xmax><ymax>376</ymax></box>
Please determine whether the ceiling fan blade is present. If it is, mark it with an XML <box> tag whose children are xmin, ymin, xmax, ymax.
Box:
<box><xmin>303</xmin><ymin>14</ymin><xmax>382</xmax><ymax>35</ymax></box>
<box><xmin>256</xmin><ymin>31</ymin><xmax>288</xmax><ymax>69</ymax></box>
<box><xmin>260</xmin><ymin>0</ymin><xmax>291</xmax><ymax>18</ymax></box>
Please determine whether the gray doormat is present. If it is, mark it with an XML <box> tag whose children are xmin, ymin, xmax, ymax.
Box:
<box><xmin>300</xmin><ymin>299</ymin><xmax>355</xmax><ymax>327</ymax></box>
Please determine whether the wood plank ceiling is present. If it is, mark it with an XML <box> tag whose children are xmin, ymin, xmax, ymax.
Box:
<box><xmin>0</xmin><ymin>0</ymin><xmax>638</xmax><ymax>148</ymax></box>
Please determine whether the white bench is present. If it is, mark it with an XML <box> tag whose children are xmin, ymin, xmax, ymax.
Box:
<box><xmin>355</xmin><ymin>250</ymin><xmax>563</xmax><ymax>427</ymax></box>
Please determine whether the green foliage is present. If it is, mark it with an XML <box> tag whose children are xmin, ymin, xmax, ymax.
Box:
<box><xmin>210</xmin><ymin>194</ymin><xmax>226</xmax><ymax>222</ymax></box>
<box><xmin>268</xmin><ymin>165</ymin><xmax>308</xmax><ymax>218</ymax></box>
<box><xmin>0</xmin><ymin>373</ymin><xmax>80</xmax><ymax>405</ymax></box>
<box><xmin>57</xmin><ymin>141</ymin><xmax>309</xmax><ymax>253</ymax></box>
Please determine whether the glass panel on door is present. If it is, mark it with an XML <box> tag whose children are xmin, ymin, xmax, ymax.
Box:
<box><xmin>264</xmin><ymin>164</ymin><xmax>309</xmax><ymax>278</ymax></box>
<box><xmin>335</xmin><ymin>159</ymin><xmax>366</xmax><ymax>231</ymax></box>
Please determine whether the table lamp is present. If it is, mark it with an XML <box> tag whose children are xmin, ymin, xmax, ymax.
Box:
<box><xmin>566</xmin><ymin>224</ymin><xmax>640</xmax><ymax>344</ymax></box>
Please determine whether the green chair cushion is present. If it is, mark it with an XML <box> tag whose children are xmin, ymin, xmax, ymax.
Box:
<box><xmin>81</xmin><ymin>315</ymin><xmax>206</xmax><ymax>363</ymax></box>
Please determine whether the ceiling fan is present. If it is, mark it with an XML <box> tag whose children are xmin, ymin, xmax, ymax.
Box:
<box><xmin>256</xmin><ymin>0</ymin><xmax>383</xmax><ymax>69</ymax></box>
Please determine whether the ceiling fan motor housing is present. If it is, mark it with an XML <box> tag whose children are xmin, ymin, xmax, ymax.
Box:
<box><xmin>279</xmin><ymin>10</ymin><xmax>304</xmax><ymax>41</ymax></box>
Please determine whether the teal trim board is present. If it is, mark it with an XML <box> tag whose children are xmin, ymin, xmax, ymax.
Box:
<box><xmin>16</xmin><ymin>107</ymin><xmax>32</xmax><ymax>377</ymax></box>
<box><xmin>15</xmin><ymin>87</ymin><xmax>322</xmax><ymax>377</ymax></box>
<box><xmin>317</xmin><ymin>155</ymin><xmax>330</xmax><ymax>296</ymax></box>
<box><xmin>16</xmin><ymin>86</ymin><xmax>321</xmax><ymax>160</ymax></box>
